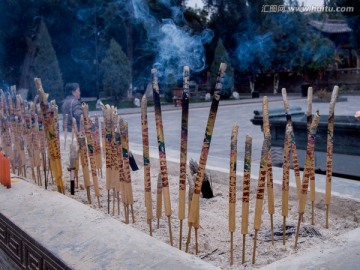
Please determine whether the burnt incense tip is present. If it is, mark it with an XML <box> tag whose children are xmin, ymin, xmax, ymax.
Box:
<box><xmin>151</xmin><ymin>68</ymin><xmax>157</xmax><ymax>74</ymax></box>
<box><xmin>184</xmin><ymin>66</ymin><xmax>189</xmax><ymax>72</ymax></box>
<box><xmin>281</xmin><ymin>88</ymin><xmax>287</xmax><ymax>95</ymax></box>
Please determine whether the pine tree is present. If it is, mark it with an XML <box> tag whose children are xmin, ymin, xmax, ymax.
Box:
<box><xmin>100</xmin><ymin>38</ymin><xmax>131</xmax><ymax>101</ymax></box>
<box><xmin>33</xmin><ymin>19</ymin><xmax>63</xmax><ymax>102</ymax></box>
<box><xmin>210</xmin><ymin>39</ymin><xmax>234</xmax><ymax>97</ymax></box>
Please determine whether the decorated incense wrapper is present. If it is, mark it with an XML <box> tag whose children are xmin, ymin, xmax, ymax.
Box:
<box><xmin>282</xmin><ymin>88</ymin><xmax>301</xmax><ymax>199</ymax></box>
<box><xmin>69</xmin><ymin>142</ymin><xmax>77</xmax><ymax>195</ymax></box>
<box><xmin>229</xmin><ymin>122</ymin><xmax>238</xmax><ymax>265</ymax></box>
<box><xmin>186</xmin><ymin>63</ymin><xmax>226</xmax><ymax>252</ymax></box>
<box><xmin>262</xmin><ymin>96</ymin><xmax>275</xmax><ymax>245</ymax></box>
<box><xmin>281</xmin><ymin>124</ymin><xmax>292</xmax><ymax>245</ymax></box>
<box><xmin>82</xmin><ymin>103</ymin><xmax>101</xmax><ymax>206</ymax></box>
<box><xmin>114</xmin><ymin>127</ymin><xmax>125</xmax><ymax>195</ymax></box>
<box><xmin>241</xmin><ymin>134</ymin><xmax>252</xmax><ymax>264</ymax></box>
<box><xmin>294</xmin><ymin>111</ymin><xmax>320</xmax><ymax>250</ymax></box>
<box><xmin>34</xmin><ymin>78</ymin><xmax>64</xmax><ymax>194</ymax></box>
<box><xmin>156</xmin><ymin>173</ymin><xmax>163</xmax><ymax>228</ymax></box>
<box><xmin>325</xmin><ymin>86</ymin><xmax>339</xmax><ymax>228</ymax></box>
<box><xmin>178</xmin><ymin>66</ymin><xmax>190</xmax><ymax>249</ymax></box>
<box><xmin>252</xmin><ymin>131</ymin><xmax>271</xmax><ymax>265</ymax></box>
<box><xmin>141</xmin><ymin>96</ymin><xmax>153</xmax><ymax>234</ymax></box>
<box><xmin>152</xmin><ymin>68</ymin><xmax>173</xmax><ymax>244</ymax></box>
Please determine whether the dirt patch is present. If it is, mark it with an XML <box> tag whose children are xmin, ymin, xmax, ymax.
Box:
<box><xmin>20</xmin><ymin>145</ymin><xmax>360</xmax><ymax>269</ymax></box>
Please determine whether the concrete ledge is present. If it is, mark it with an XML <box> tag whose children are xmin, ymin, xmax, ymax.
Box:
<box><xmin>0</xmin><ymin>182</ymin><xmax>219</xmax><ymax>270</ymax></box>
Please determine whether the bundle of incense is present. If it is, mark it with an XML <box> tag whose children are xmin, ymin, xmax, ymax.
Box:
<box><xmin>281</xmin><ymin>124</ymin><xmax>292</xmax><ymax>245</ymax></box>
<box><xmin>82</xmin><ymin>103</ymin><xmax>101</xmax><ymax>207</ymax></box>
<box><xmin>186</xmin><ymin>63</ymin><xmax>227</xmax><ymax>254</ymax></box>
<box><xmin>103</xmin><ymin>104</ymin><xmax>113</xmax><ymax>214</ymax></box>
<box><xmin>306</xmin><ymin>87</ymin><xmax>316</xmax><ymax>225</ymax></box>
<box><xmin>64</xmin><ymin>114</ymin><xmax>68</xmax><ymax>149</ymax></box>
<box><xmin>282</xmin><ymin>88</ymin><xmax>301</xmax><ymax>200</ymax></box>
<box><xmin>241</xmin><ymin>134</ymin><xmax>252</xmax><ymax>264</ymax></box>
<box><xmin>229</xmin><ymin>122</ymin><xmax>238</xmax><ymax>266</ymax></box>
<box><xmin>178</xmin><ymin>66</ymin><xmax>190</xmax><ymax>250</ymax></box>
<box><xmin>34</xmin><ymin>78</ymin><xmax>64</xmax><ymax>193</ymax></box>
<box><xmin>262</xmin><ymin>96</ymin><xmax>275</xmax><ymax>245</ymax></box>
<box><xmin>111</xmin><ymin>109</ymin><xmax>119</xmax><ymax>215</ymax></box>
<box><xmin>156</xmin><ymin>173</ymin><xmax>163</xmax><ymax>229</ymax></box>
<box><xmin>68</xmin><ymin>142</ymin><xmax>77</xmax><ymax>195</ymax></box>
<box><xmin>141</xmin><ymin>95</ymin><xmax>153</xmax><ymax>235</ymax></box>
<box><xmin>252</xmin><ymin>131</ymin><xmax>271</xmax><ymax>265</ymax></box>
<box><xmin>120</xmin><ymin>118</ymin><xmax>134</xmax><ymax>223</ymax></box>
<box><xmin>152</xmin><ymin>68</ymin><xmax>173</xmax><ymax>245</ymax></box>
<box><xmin>294</xmin><ymin>111</ymin><xmax>320</xmax><ymax>250</ymax></box>
<box><xmin>325</xmin><ymin>86</ymin><xmax>339</xmax><ymax>229</ymax></box>
<box><xmin>93</xmin><ymin>114</ymin><xmax>102</xmax><ymax>178</ymax></box>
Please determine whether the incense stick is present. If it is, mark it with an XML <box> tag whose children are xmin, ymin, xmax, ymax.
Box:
<box><xmin>187</xmin><ymin>63</ymin><xmax>227</xmax><ymax>253</ymax></box>
<box><xmin>152</xmin><ymin>68</ymin><xmax>173</xmax><ymax>246</ymax></box>
<box><xmin>141</xmin><ymin>95</ymin><xmax>153</xmax><ymax>235</ymax></box>
<box><xmin>282</xmin><ymin>124</ymin><xmax>292</xmax><ymax>245</ymax></box>
<box><xmin>178</xmin><ymin>66</ymin><xmax>190</xmax><ymax>250</ymax></box>
<box><xmin>241</xmin><ymin>134</ymin><xmax>252</xmax><ymax>264</ymax></box>
<box><xmin>252</xmin><ymin>131</ymin><xmax>271</xmax><ymax>265</ymax></box>
<box><xmin>262</xmin><ymin>96</ymin><xmax>275</xmax><ymax>245</ymax></box>
<box><xmin>229</xmin><ymin>122</ymin><xmax>238</xmax><ymax>266</ymax></box>
<box><xmin>294</xmin><ymin>111</ymin><xmax>320</xmax><ymax>250</ymax></box>
<box><xmin>325</xmin><ymin>86</ymin><xmax>339</xmax><ymax>229</ymax></box>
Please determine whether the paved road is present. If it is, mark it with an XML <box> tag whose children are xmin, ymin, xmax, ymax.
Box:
<box><xmin>116</xmin><ymin>94</ymin><xmax>360</xmax><ymax>202</ymax></box>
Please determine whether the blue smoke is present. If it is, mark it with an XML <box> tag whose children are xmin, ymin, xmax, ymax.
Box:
<box><xmin>131</xmin><ymin>0</ymin><xmax>213</xmax><ymax>82</ymax></box>
<box><xmin>235</xmin><ymin>33</ymin><xmax>275</xmax><ymax>74</ymax></box>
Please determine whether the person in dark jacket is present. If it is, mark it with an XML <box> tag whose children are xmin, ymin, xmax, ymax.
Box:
<box><xmin>62</xmin><ymin>82</ymin><xmax>82</xmax><ymax>132</ymax></box>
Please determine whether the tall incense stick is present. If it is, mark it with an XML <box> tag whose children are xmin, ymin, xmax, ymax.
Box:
<box><xmin>103</xmin><ymin>105</ymin><xmax>113</xmax><ymax>214</ymax></box>
<box><xmin>141</xmin><ymin>95</ymin><xmax>153</xmax><ymax>235</ymax></box>
<box><xmin>262</xmin><ymin>96</ymin><xmax>275</xmax><ymax>245</ymax></box>
<box><xmin>282</xmin><ymin>88</ymin><xmax>301</xmax><ymax>200</ymax></box>
<box><xmin>229</xmin><ymin>122</ymin><xmax>238</xmax><ymax>266</ymax></box>
<box><xmin>152</xmin><ymin>68</ymin><xmax>173</xmax><ymax>246</ymax></box>
<box><xmin>186</xmin><ymin>63</ymin><xmax>227</xmax><ymax>254</ymax></box>
<box><xmin>241</xmin><ymin>134</ymin><xmax>252</xmax><ymax>264</ymax></box>
<box><xmin>178</xmin><ymin>66</ymin><xmax>190</xmax><ymax>250</ymax></box>
<box><xmin>294</xmin><ymin>111</ymin><xmax>320</xmax><ymax>250</ymax></box>
<box><xmin>325</xmin><ymin>86</ymin><xmax>339</xmax><ymax>229</ymax></box>
<box><xmin>306</xmin><ymin>87</ymin><xmax>316</xmax><ymax>225</ymax></box>
<box><xmin>252</xmin><ymin>131</ymin><xmax>271</xmax><ymax>265</ymax></box>
<box><xmin>282</xmin><ymin>124</ymin><xmax>292</xmax><ymax>245</ymax></box>
<box><xmin>120</xmin><ymin>118</ymin><xmax>135</xmax><ymax>224</ymax></box>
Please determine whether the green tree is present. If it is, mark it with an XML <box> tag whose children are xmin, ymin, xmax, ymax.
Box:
<box><xmin>210</xmin><ymin>39</ymin><xmax>234</xmax><ymax>97</ymax></box>
<box><xmin>100</xmin><ymin>38</ymin><xmax>131</xmax><ymax>101</ymax></box>
<box><xmin>32</xmin><ymin>19</ymin><xmax>63</xmax><ymax>101</ymax></box>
